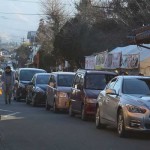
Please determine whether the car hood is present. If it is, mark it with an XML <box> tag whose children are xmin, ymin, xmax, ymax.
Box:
<box><xmin>57</xmin><ymin>87</ymin><xmax>72</xmax><ymax>93</ymax></box>
<box><xmin>84</xmin><ymin>89</ymin><xmax>100</xmax><ymax>99</ymax></box>
<box><xmin>37</xmin><ymin>84</ymin><xmax>48</xmax><ymax>91</ymax></box>
<box><xmin>125</xmin><ymin>94</ymin><xmax>150</xmax><ymax>108</ymax></box>
<box><xmin>20</xmin><ymin>81</ymin><xmax>30</xmax><ymax>85</ymax></box>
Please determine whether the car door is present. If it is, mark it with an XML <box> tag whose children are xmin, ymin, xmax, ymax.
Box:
<box><xmin>106</xmin><ymin>78</ymin><xmax>122</xmax><ymax>124</ymax></box>
<box><xmin>101</xmin><ymin>78</ymin><xmax>117</xmax><ymax>121</ymax></box>
<box><xmin>49</xmin><ymin>75</ymin><xmax>56</xmax><ymax>107</ymax></box>
<box><xmin>71</xmin><ymin>73</ymin><xmax>81</xmax><ymax>111</ymax></box>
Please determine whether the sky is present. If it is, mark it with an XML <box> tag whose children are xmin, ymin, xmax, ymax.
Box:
<box><xmin>0</xmin><ymin>0</ymin><xmax>78</xmax><ymax>43</ymax></box>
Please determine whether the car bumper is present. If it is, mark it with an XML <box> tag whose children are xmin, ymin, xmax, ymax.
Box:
<box><xmin>85</xmin><ymin>103</ymin><xmax>96</xmax><ymax>115</ymax></box>
<box><xmin>35</xmin><ymin>92</ymin><xmax>46</xmax><ymax>104</ymax></box>
<box><xmin>124</xmin><ymin>108</ymin><xmax>150</xmax><ymax>132</ymax></box>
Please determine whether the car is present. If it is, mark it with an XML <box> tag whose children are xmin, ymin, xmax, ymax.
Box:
<box><xmin>14</xmin><ymin>68</ymin><xmax>46</xmax><ymax>101</ymax></box>
<box><xmin>26</xmin><ymin>73</ymin><xmax>51</xmax><ymax>106</ymax></box>
<box><xmin>69</xmin><ymin>69</ymin><xmax>117</xmax><ymax>120</ymax></box>
<box><xmin>46</xmin><ymin>72</ymin><xmax>75</xmax><ymax>112</ymax></box>
<box><xmin>96</xmin><ymin>76</ymin><xmax>150</xmax><ymax>137</ymax></box>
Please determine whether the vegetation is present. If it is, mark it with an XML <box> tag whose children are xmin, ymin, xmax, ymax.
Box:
<box><xmin>35</xmin><ymin>0</ymin><xmax>150</xmax><ymax>70</ymax></box>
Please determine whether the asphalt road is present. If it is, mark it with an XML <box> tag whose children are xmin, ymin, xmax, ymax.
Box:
<box><xmin>0</xmin><ymin>96</ymin><xmax>150</xmax><ymax>150</ymax></box>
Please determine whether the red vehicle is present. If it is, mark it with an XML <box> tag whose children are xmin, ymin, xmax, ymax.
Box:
<box><xmin>69</xmin><ymin>69</ymin><xmax>116</xmax><ymax>120</ymax></box>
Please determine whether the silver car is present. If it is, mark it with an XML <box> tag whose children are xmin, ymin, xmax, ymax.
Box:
<box><xmin>96</xmin><ymin>76</ymin><xmax>150</xmax><ymax>137</ymax></box>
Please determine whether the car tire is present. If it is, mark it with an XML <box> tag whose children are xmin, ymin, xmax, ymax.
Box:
<box><xmin>26</xmin><ymin>95</ymin><xmax>30</xmax><ymax>105</ymax></box>
<box><xmin>69</xmin><ymin>103</ymin><xmax>75</xmax><ymax>117</ymax></box>
<box><xmin>95</xmin><ymin>106</ymin><xmax>106</xmax><ymax>129</ymax></box>
<box><xmin>117</xmin><ymin>109</ymin><xmax>127</xmax><ymax>138</ymax></box>
<box><xmin>31</xmin><ymin>94</ymin><xmax>37</xmax><ymax>107</ymax></box>
<box><xmin>81</xmin><ymin>105</ymin><xmax>87</xmax><ymax>121</ymax></box>
<box><xmin>45</xmin><ymin>99</ymin><xmax>51</xmax><ymax>111</ymax></box>
<box><xmin>53</xmin><ymin>101</ymin><xmax>58</xmax><ymax>113</ymax></box>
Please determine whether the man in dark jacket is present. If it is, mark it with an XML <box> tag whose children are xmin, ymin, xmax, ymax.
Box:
<box><xmin>1</xmin><ymin>66</ymin><xmax>15</xmax><ymax>104</ymax></box>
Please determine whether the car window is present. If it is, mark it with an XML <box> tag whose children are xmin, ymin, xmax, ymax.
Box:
<box><xmin>85</xmin><ymin>74</ymin><xmax>107</xmax><ymax>90</ymax></box>
<box><xmin>123</xmin><ymin>78</ymin><xmax>150</xmax><ymax>94</ymax></box>
<box><xmin>57</xmin><ymin>74</ymin><xmax>74</xmax><ymax>87</ymax></box>
<box><xmin>106</xmin><ymin>78</ymin><xmax>117</xmax><ymax>89</ymax></box>
<box><xmin>20</xmin><ymin>70</ymin><xmax>46</xmax><ymax>81</ymax></box>
<box><xmin>36</xmin><ymin>75</ymin><xmax>50</xmax><ymax>84</ymax></box>
<box><xmin>113</xmin><ymin>78</ymin><xmax>122</xmax><ymax>93</ymax></box>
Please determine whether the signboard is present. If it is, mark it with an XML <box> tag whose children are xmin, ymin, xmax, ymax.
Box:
<box><xmin>104</xmin><ymin>54</ymin><xmax>113</xmax><ymax>69</ymax></box>
<box><xmin>85</xmin><ymin>56</ymin><xmax>96</xmax><ymax>69</ymax></box>
<box><xmin>121</xmin><ymin>54</ymin><xmax>139</xmax><ymax>69</ymax></box>
<box><xmin>111</xmin><ymin>52</ymin><xmax>122</xmax><ymax>69</ymax></box>
<box><xmin>95</xmin><ymin>51</ymin><xmax>107</xmax><ymax>70</ymax></box>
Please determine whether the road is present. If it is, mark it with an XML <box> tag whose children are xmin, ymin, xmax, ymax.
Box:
<box><xmin>0</xmin><ymin>96</ymin><xmax>150</xmax><ymax>150</ymax></box>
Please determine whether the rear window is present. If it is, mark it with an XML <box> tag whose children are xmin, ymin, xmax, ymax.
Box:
<box><xmin>20</xmin><ymin>70</ymin><xmax>46</xmax><ymax>81</ymax></box>
<box><xmin>58</xmin><ymin>74</ymin><xmax>74</xmax><ymax>87</ymax></box>
<box><xmin>36</xmin><ymin>75</ymin><xmax>50</xmax><ymax>84</ymax></box>
<box><xmin>85</xmin><ymin>74</ymin><xmax>115</xmax><ymax>90</ymax></box>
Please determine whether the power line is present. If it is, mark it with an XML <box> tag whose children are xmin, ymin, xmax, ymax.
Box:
<box><xmin>1</xmin><ymin>0</ymin><xmax>40</xmax><ymax>3</ymax></box>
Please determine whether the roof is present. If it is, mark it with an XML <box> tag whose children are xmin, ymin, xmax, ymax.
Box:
<box><xmin>18</xmin><ymin>68</ymin><xmax>46</xmax><ymax>72</ymax></box>
<box><xmin>119</xmin><ymin>76</ymin><xmax>150</xmax><ymax>79</ymax></box>
<box><xmin>109</xmin><ymin>44</ymin><xmax>150</xmax><ymax>61</ymax></box>
<box><xmin>35</xmin><ymin>73</ymin><xmax>51</xmax><ymax>76</ymax></box>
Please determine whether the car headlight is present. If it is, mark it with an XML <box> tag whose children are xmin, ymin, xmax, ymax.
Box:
<box><xmin>126</xmin><ymin>104</ymin><xmax>146</xmax><ymax>114</ymax></box>
<box><xmin>57</xmin><ymin>92</ymin><xmax>68</xmax><ymax>98</ymax></box>
<box><xmin>86</xmin><ymin>98</ymin><xmax>97</xmax><ymax>104</ymax></box>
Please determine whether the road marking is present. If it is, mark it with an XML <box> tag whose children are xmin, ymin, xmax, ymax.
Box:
<box><xmin>0</xmin><ymin>109</ymin><xmax>14</xmax><ymax>113</ymax></box>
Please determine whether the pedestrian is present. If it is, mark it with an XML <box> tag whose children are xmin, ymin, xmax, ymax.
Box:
<box><xmin>1</xmin><ymin>66</ymin><xmax>15</xmax><ymax>104</ymax></box>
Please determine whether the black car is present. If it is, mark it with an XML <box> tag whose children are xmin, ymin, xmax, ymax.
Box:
<box><xmin>14</xmin><ymin>68</ymin><xmax>46</xmax><ymax>101</ymax></box>
<box><xmin>26</xmin><ymin>73</ymin><xmax>51</xmax><ymax>106</ymax></box>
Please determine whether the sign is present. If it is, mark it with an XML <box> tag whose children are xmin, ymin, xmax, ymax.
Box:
<box><xmin>95</xmin><ymin>51</ymin><xmax>108</xmax><ymax>69</ymax></box>
<box><xmin>85</xmin><ymin>56</ymin><xmax>96</xmax><ymax>69</ymax></box>
<box><xmin>111</xmin><ymin>53</ymin><xmax>122</xmax><ymax>69</ymax></box>
<box><xmin>104</xmin><ymin>54</ymin><xmax>113</xmax><ymax>69</ymax></box>
<box><xmin>121</xmin><ymin>54</ymin><xmax>139</xmax><ymax>69</ymax></box>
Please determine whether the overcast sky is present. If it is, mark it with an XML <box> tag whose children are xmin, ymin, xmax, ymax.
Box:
<box><xmin>0</xmin><ymin>0</ymin><xmax>78</xmax><ymax>43</ymax></box>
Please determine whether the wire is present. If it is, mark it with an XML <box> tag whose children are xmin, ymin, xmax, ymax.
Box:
<box><xmin>1</xmin><ymin>0</ymin><xmax>40</xmax><ymax>3</ymax></box>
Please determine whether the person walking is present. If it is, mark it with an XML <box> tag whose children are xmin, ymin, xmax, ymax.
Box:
<box><xmin>1</xmin><ymin>66</ymin><xmax>15</xmax><ymax>104</ymax></box>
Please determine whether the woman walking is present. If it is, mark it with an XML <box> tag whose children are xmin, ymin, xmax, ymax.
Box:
<box><xmin>1</xmin><ymin>66</ymin><xmax>15</xmax><ymax>104</ymax></box>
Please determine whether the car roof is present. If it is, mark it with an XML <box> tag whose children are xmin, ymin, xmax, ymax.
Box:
<box><xmin>52</xmin><ymin>72</ymin><xmax>75</xmax><ymax>75</ymax></box>
<box><xmin>77</xmin><ymin>69</ymin><xmax>116</xmax><ymax>75</ymax></box>
<box><xmin>18</xmin><ymin>68</ymin><xmax>46</xmax><ymax>71</ymax></box>
<box><xmin>120</xmin><ymin>75</ymin><xmax>150</xmax><ymax>79</ymax></box>
<box><xmin>35</xmin><ymin>73</ymin><xmax>51</xmax><ymax>76</ymax></box>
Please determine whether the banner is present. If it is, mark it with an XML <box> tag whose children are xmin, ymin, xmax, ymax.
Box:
<box><xmin>121</xmin><ymin>54</ymin><xmax>139</xmax><ymax>69</ymax></box>
<box><xmin>104</xmin><ymin>54</ymin><xmax>113</xmax><ymax>69</ymax></box>
<box><xmin>111</xmin><ymin>52</ymin><xmax>122</xmax><ymax>69</ymax></box>
<box><xmin>85</xmin><ymin>56</ymin><xmax>96</xmax><ymax>69</ymax></box>
<box><xmin>95</xmin><ymin>51</ymin><xmax>108</xmax><ymax>69</ymax></box>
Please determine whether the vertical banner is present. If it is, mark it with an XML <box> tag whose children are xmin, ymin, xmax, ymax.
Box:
<box><xmin>85</xmin><ymin>56</ymin><xmax>96</xmax><ymax>69</ymax></box>
<box><xmin>104</xmin><ymin>53</ymin><xmax>113</xmax><ymax>69</ymax></box>
<box><xmin>111</xmin><ymin>52</ymin><xmax>122</xmax><ymax>69</ymax></box>
<box><xmin>95</xmin><ymin>51</ymin><xmax>108</xmax><ymax>70</ymax></box>
<box><xmin>121</xmin><ymin>53</ymin><xmax>139</xmax><ymax>69</ymax></box>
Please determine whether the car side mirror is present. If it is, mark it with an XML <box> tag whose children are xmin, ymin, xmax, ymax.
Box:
<box><xmin>106</xmin><ymin>89</ymin><xmax>117</xmax><ymax>95</ymax></box>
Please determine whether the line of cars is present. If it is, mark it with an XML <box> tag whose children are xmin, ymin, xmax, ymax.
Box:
<box><xmin>14</xmin><ymin>68</ymin><xmax>150</xmax><ymax>138</ymax></box>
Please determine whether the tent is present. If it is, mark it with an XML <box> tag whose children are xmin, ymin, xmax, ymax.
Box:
<box><xmin>109</xmin><ymin>44</ymin><xmax>150</xmax><ymax>76</ymax></box>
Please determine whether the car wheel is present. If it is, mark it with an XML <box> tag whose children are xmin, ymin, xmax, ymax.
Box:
<box><xmin>117</xmin><ymin>110</ymin><xmax>127</xmax><ymax>138</ymax></box>
<box><xmin>96</xmin><ymin>106</ymin><xmax>106</xmax><ymax>129</ymax></box>
<box><xmin>26</xmin><ymin>94</ymin><xmax>30</xmax><ymax>104</ymax></box>
<box><xmin>31</xmin><ymin>94</ymin><xmax>37</xmax><ymax>107</ymax></box>
<box><xmin>45</xmin><ymin>99</ymin><xmax>51</xmax><ymax>111</ymax></box>
<box><xmin>53</xmin><ymin>101</ymin><xmax>58</xmax><ymax>113</ymax></box>
<box><xmin>81</xmin><ymin>105</ymin><xmax>87</xmax><ymax>121</ymax></box>
<box><xmin>69</xmin><ymin>103</ymin><xmax>75</xmax><ymax>117</ymax></box>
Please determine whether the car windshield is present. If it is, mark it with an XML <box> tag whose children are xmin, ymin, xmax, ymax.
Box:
<box><xmin>58</xmin><ymin>74</ymin><xmax>74</xmax><ymax>87</ymax></box>
<box><xmin>36</xmin><ymin>75</ymin><xmax>50</xmax><ymax>84</ymax></box>
<box><xmin>85</xmin><ymin>74</ymin><xmax>115</xmax><ymax>90</ymax></box>
<box><xmin>123</xmin><ymin>78</ymin><xmax>150</xmax><ymax>95</ymax></box>
<box><xmin>20</xmin><ymin>70</ymin><xmax>45</xmax><ymax>81</ymax></box>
